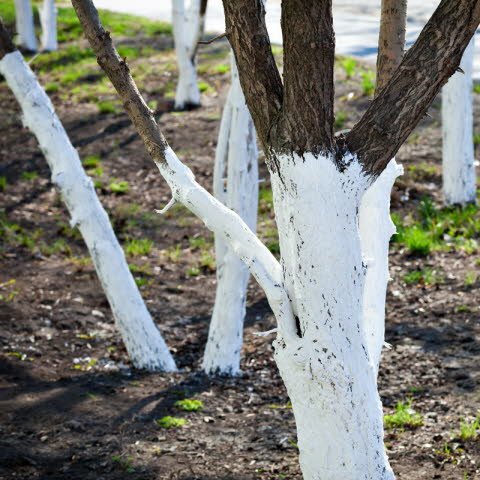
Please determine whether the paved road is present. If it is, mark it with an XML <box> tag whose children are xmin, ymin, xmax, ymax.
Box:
<box><xmin>94</xmin><ymin>0</ymin><xmax>480</xmax><ymax>77</ymax></box>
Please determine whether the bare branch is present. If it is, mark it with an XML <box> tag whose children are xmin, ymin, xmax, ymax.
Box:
<box><xmin>280</xmin><ymin>0</ymin><xmax>335</xmax><ymax>153</ymax></box>
<box><xmin>198</xmin><ymin>32</ymin><xmax>227</xmax><ymax>45</ymax></box>
<box><xmin>375</xmin><ymin>0</ymin><xmax>407</xmax><ymax>95</ymax></box>
<box><xmin>347</xmin><ymin>0</ymin><xmax>480</xmax><ymax>177</ymax></box>
<box><xmin>70</xmin><ymin>0</ymin><xmax>297</xmax><ymax>340</ymax></box>
<box><xmin>222</xmin><ymin>0</ymin><xmax>283</xmax><ymax>148</ymax></box>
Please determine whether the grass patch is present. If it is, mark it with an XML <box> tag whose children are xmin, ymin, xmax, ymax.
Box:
<box><xmin>125</xmin><ymin>238</ymin><xmax>153</xmax><ymax>256</ymax></box>
<box><xmin>334</xmin><ymin>111</ymin><xmax>347</xmax><ymax>131</ymax></box>
<box><xmin>360</xmin><ymin>70</ymin><xmax>376</xmax><ymax>96</ymax></box>
<box><xmin>97</xmin><ymin>100</ymin><xmax>119</xmax><ymax>115</ymax></box>
<box><xmin>155</xmin><ymin>416</ymin><xmax>187</xmax><ymax>429</ymax></box>
<box><xmin>403</xmin><ymin>268</ymin><xmax>443</xmax><ymax>286</ymax></box>
<box><xmin>0</xmin><ymin>176</ymin><xmax>7</xmax><ymax>192</ymax></box>
<box><xmin>174</xmin><ymin>399</ymin><xmax>204</xmax><ymax>412</ymax></box>
<box><xmin>340</xmin><ymin>57</ymin><xmax>358</xmax><ymax>79</ymax></box>
<box><xmin>384</xmin><ymin>399</ymin><xmax>423</xmax><ymax>430</ymax></box>
<box><xmin>82</xmin><ymin>154</ymin><xmax>101</xmax><ymax>169</ymax></box>
<box><xmin>108</xmin><ymin>180</ymin><xmax>129</xmax><ymax>194</ymax></box>
<box><xmin>458</xmin><ymin>414</ymin><xmax>480</xmax><ymax>441</ymax></box>
<box><xmin>21</xmin><ymin>171</ymin><xmax>38</xmax><ymax>181</ymax></box>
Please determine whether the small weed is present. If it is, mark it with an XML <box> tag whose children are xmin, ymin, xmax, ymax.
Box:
<box><xmin>174</xmin><ymin>399</ymin><xmax>204</xmax><ymax>412</ymax></box>
<box><xmin>341</xmin><ymin>57</ymin><xmax>358</xmax><ymax>79</ymax></box>
<box><xmin>456</xmin><ymin>305</ymin><xmax>471</xmax><ymax>314</ymax></box>
<box><xmin>198</xmin><ymin>81</ymin><xmax>212</xmax><ymax>93</ymax></box>
<box><xmin>458</xmin><ymin>414</ymin><xmax>480</xmax><ymax>441</ymax></box>
<box><xmin>334</xmin><ymin>111</ymin><xmax>347</xmax><ymax>131</ymax></box>
<box><xmin>108</xmin><ymin>180</ymin><xmax>130</xmax><ymax>194</ymax></box>
<box><xmin>474</xmin><ymin>83</ymin><xmax>480</xmax><ymax>94</ymax></box>
<box><xmin>155</xmin><ymin>416</ymin><xmax>187</xmax><ymax>429</ymax></box>
<box><xmin>0</xmin><ymin>176</ymin><xmax>6</xmax><ymax>191</ymax></box>
<box><xmin>407</xmin><ymin>163</ymin><xmax>437</xmax><ymax>181</ymax></box>
<box><xmin>186</xmin><ymin>266</ymin><xmax>200</xmax><ymax>277</ymax></box>
<box><xmin>384</xmin><ymin>399</ymin><xmax>423</xmax><ymax>430</ymax></box>
<box><xmin>82</xmin><ymin>154</ymin><xmax>101</xmax><ymax>169</ymax></box>
<box><xmin>360</xmin><ymin>70</ymin><xmax>376</xmax><ymax>96</ymax></box>
<box><xmin>189</xmin><ymin>236</ymin><xmax>208</xmax><ymax>251</ymax></box>
<box><xmin>164</xmin><ymin>245</ymin><xmax>182</xmax><ymax>263</ymax></box>
<box><xmin>21</xmin><ymin>171</ymin><xmax>38</xmax><ymax>181</ymax></box>
<box><xmin>125</xmin><ymin>238</ymin><xmax>153</xmax><ymax>256</ymax></box>
<box><xmin>6</xmin><ymin>351</ymin><xmax>27</xmax><ymax>361</ymax></box>
<box><xmin>464</xmin><ymin>271</ymin><xmax>478</xmax><ymax>287</ymax></box>
<box><xmin>45</xmin><ymin>82</ymin><xmax>59</xmax><ymax>93</ymax></box>
<box><xmin>98</xmin><ymin>100</ymin><xmax>118</xmax><ymax>114</ymax></box>
<box><xmin>40</xmin><ymin>239</ymin><xmax>72</xmax><ymax>257</ymax></box>
<box><xmin>111</xmin><ymin>454</ymin><xmax>135</xmax><ymax>473</ymax></box>
<box><xmin>404</xmin><ymin>268</ymin><xmax>443</xmax><ymax>286</ymax></box>
<box><xmin>199</xmin><ymin>251</ymin><xmax>215</xmax><ymax>271</ymax></box>
<box><xmin>474</xmin><ymin>133</ymin><xmax>480</xmax><ymax>147</ymax></box>
<box><xmin>268</xmin><ymin>402</ymin><xmax>292</xmax><ymax>410</ymax></box>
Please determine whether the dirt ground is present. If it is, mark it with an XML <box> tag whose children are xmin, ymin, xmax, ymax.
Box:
<box><xmin>0</xmin><ymin>18</ymin><xmax>479</xmax><ymax>480</ymax></box>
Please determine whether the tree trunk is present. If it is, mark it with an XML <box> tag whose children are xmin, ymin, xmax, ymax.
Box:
<box><xmin>172</xmin><ymin>0</ymin><xmax>204</xmax><ymax>109</ymax></box>
<box><xmin>270</xmin><ymin>152</ymin><xmax>394</xmax><ymax>479</ymax></box>
<box><xmin>39</xmin><ymin>0</ymin><xmax>57</xmax><ymax>51</ymax></box>
<box><xmin>202</xmin><ymin>58</ymin><xmax>258</xmax><ymax>375</ymax></box>
<box><xmin>0</xmin><ymin>50</ymin><xmax>176</xmax><ymax>372</ymax></box>
<box><xmin>442</xmin><ymin>38</ymin><xmax>477</xmax><ymax>205</ymax></box>
<box><xmin>13</xmin><ymin>0</ymin><xmax>37</xmax><ymax>51</ymax></box>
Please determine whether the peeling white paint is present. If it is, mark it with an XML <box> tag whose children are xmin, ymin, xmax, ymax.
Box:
<box><xmin>0</xmin><ymin>51</ymin><xmax>176</xmax><ymax>371</ymax></box>
<box><xmin>172</xmin><ymin>0</ymin><xmax>204</xmax><ymax>109</ymax></box>
<box><xmin>203</xmin><ymin>58</ymin><xmax>259</xmax><ymax>376</ymax></box>
<box><xmin>270</xmin><ymin>152</ymin><xmax>394</xmax><ymax>479</ymax></box>
<box><xmin>39</xmin><ymin>0</ymin><xmax>58</xmax><ymax>52</ymax></box>
<box><xmin>360</xmin><ymin>159</ymin><xmax>403</xmax><ymax>374</ymax></box>
<box><xmin>442</xmin><ymin>38</ymin><xmax>477</xmax><ymax>205</ymax></box>
<box><xmin>13</xmin><ymin>0</ymin><xmax>37</xmax><ymax>51</ymax></box>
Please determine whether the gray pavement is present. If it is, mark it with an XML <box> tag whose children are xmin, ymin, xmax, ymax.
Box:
<box><xmin>94</xmin><ymin>0</ymin><xmax>480</xmax><ymax>77</ymax></box>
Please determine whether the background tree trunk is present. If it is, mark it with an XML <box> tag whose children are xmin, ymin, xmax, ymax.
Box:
<box><xmin>442</xmin><ymin>38</ymin><xmax>477</xmax><ymax>205</ymax></box>
<box><xmin>0</xmin><ymin>49</ymin><xmax>177</xmax><ymax>372</ymax></box>
<box><xmin>13</xmin><ymin>0</ymin><xmax>37</xmax><ymax>51</ymax></box>
<box><xmin>202</xmin><ymin>57</ymin><xmax>258</xmax><ymax>376</ymax></box>
<box><xmin>39</xmin><ymin>0</ymin><xmax>58</xmax><ymax>51</ymax></box>
<box><xmin>172</xmin><ymin>0</ymin><xmax>204</xmax><ymax>109</ymax></box>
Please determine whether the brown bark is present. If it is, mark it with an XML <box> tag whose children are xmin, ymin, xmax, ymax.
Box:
<box><xmin>222</xmin><ymin>0</ymin><xmax>283</xmax><ymax>149</ymax></box>
<box><xmin>347</xmin><ymin>0</ymin><xmax>480</xmax><ymax>177</ymax></box>
<box><xmin>70</xmin><ymin>0</ymin><xmax>168</xmax><ymax>165</ymax></box>
<box><xmin>375</xmin><ymin>0</ymin><xmax>407</xmax><ymax>95</ymax></box>
<box><xmin>280</xmin><ymin>0</ymin><xmax>335</xmax><ymax>153</ymax></box>
<box><xmin>0</xmin><ymin>18</ymin><xmax>16</xmax><ymax>59</ymax></box>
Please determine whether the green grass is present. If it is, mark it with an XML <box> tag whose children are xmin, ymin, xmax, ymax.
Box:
<box><xmin>108</xmin><ymin>180</ymin><xmax>129</xmax><ymax>194</ymax></box>
<box><xmin>340</xmin><ymin>57</ymin><xmax>358</xmax><ymax>79</ymax></box>
<box><xmin>458</xmin><ymin>414</ymin><xmax>480</xmax><ymax>441</ymax></box>
<box><xmin>334</xmin><ymin>111</ymin><xmax>347</xmax><ymax>131</ymax></box>
<box><xmin>21</xmin><ymin>171</ymin><xmax>38</xmax><ymax>181</ymax></box>
<box><xmin>155</xmin><ymin>416</ymin><xmax>187</xmax><ymax>429</ymax></box>
<box><xmin>125</xmin><ymin>238</ymin><xmax>153</xmax><ymax>256</ymax></box>
<box><xmin>82</xmin><ymin>154</ymin><xmax>101</xmax><ymax>169</ymax></box>
<box><xmin>464</xmin><ymin>271</ymin><xmax>478</xmax><ymax>287</ymax></box>
<box><xmin>404</xmin><ymin>268</ymin><xmax>443</xmax><ymax>286</ymax></box>
<box><xmin>0</xmin><ymin>176</ymin><xmax>6</xmax><ymax>192</ymax></box>
<box><xmin>392</xmin><ymin>196</ymin><xmax>480</xmax><ymax>255</ymax></box>
<box><xmin>360</xmin><ymin>70</ymin><xmax>376</xmax><ymax>96</ymax></box>
<box><xmin>97</xmin><ymin>100</ymin><xmax>119</xmax><ymax>115</ymax></box>
<box><xmin>174</xmin><ymin>399</ymin><xmax>204</xmax><ymax>412</ymax></box>
<box><xmin>384</xmin><ymin>400</ymin><xmax>424</xmax><ymax>430</ymax></box>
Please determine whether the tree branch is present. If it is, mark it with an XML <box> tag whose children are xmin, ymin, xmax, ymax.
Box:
<box><xmin>375</xmin><ymin>0</ymin><xmax>407</xmax><ymax>95</ymax></box>
<box><xmin>70</xmin><ymin>0</ymin><xmax>297</xmax><ymax>341</ymax></box>
<box><xmin>346</xmin><ymin>0</ymin><xmax>480</xmax><ymax>177</ymax></box>
<box><xmin>222</xmin><ymin>0</ymin><xmax>283</xmax><ymax>149</ymax></box>
<box><xmin>280</xmin><ymin>0</ymin><xmax>335</xmax><ymax>153</ymax></box>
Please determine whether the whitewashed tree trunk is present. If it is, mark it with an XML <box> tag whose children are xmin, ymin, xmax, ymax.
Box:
<box><xmin>14</xmin><ymin>0</ymin><xmax>37</xmax><ymax>52</ymax></box>
<box><xmin>39</xmin><ymin>0</ymin><xmax>57</xmax><ymax>52</ymax></box>
<box><xmin>172</xmin><ymin>0</ymin><xmax>204</xmax><ymax>109</ymax></box>
<box><xmin>442</xmin><ymin>38</ymin><xmax>477</xmax><ymax>205</ymax></box>
<box><xmin>359</xmin><ymin>159</ymin><xmax>403</xmax><ymax>375</ymax></box>
<box><xmin>0</xmin><ymin>51</ymin><xmax>176</xmax><ymax>372</ymax></box>
<box><xmin>202</xmin><ymin>58</ymin><xmax>259</xmax><ymax>375</ymax></box>
<box><xmin>270</xmin><ymin>152</ymin><xmax>394</xmax><ymax>480</ymax></box>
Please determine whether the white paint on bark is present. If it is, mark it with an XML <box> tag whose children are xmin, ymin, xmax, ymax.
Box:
<box><xmin>172</xmin><ymin>0</ymin><xmax>204</xmax><ymax>109</ymax></box>
<box><xmin>442</xmin><ymin>38</ymin><xmax>477</xmax><ymax>205</ymax></box>
<box><xmin>0</xmin><ymin>51</ymin><xmax>176</xmax><ymax>372</ymax></box>
<box><xmin>202</xmin><ymin>58</ymin><xmax>259</xmax><ymax>376</ymax></box>
<box><xmin>14</xmin><ymin>0</ymin><xmax>37</xmax><ymax>51</ymax></box>
<box><xmin>360</xmin><ymin>159</ymin><xmax>403</xmax><ymax>374</ymax></box>
<box><xmin>270</xmin><ymin>152</ymin><xmax>394</xmax><ymax>480</ymax></box>
<box><xmin>39</xmin><ymin>0</ymin><xmax>58</xmax><ymax>52</ymax></box>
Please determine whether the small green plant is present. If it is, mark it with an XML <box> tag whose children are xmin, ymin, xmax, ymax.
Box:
<box><xmin>45</xmin><ymin>82</ymin><xmax>60</xmax><ymax>93</ymax></box>
<box><xmin>384</xmin><ymin>400</ymin><xmax>423</xmax><ymax>430</ymax></box>
<box><xmin>404</xmin><ymin>268</ymin><xmax>443</xmax><ymax>286</ymax></box>
<box><xmin>0</xmin><ymin>176</ymin><xmax>6</xmax><ymax>192</ymax></box>
<box><xmin>399</xmin><ymin>226</ymin><xmax>433</xmax><ymax>255</ymax></box>
<box><xmin>464</xmin><ymin>271</ymin><xmax>478</xmax><ymax>286</ymax></box>
<box><xmin>474</xmin><ymin>133</ymin><xmax>480</xmax><ymax>147</ymax></box>
<box><xmin>174</xmin><ymin>399</ymin><xmax>204</xmax><ymax>412</ymax></box>
<box><xmin>212</xmin><ymin>63</ymin><xmax>230</xmax><ymax>75</ymax></box>
<box><xmin>155</xmin><ymin>416</ymin><xmax>187</xmax><ymax>429</ymax></box>
<box><xmin>360</xmin><ymin>70</ymin><xmax>376</xmax><ymax>96</ymax></box>
<box><xmin>21</xmin><ymin>171</ymin><xmax>38</xmax><ymax>181</ymax></box>
<box><xmin>40</xmin><ymin>239</ymin><xmax>72</xmax><ymax>257</ymax></box>
<box><xmin>334</xmin><ymin>111</ymin><xmax>347</xmax><ymax>131</ymax></box>
<box><xmin>198</xmin><ymin>81</ymin><xmax>212</xmax><ymax>93</ymax></box>
<box><xmin>341</xmin><ymin>57</ymin><xmax>357</xmax><ymax>79</ymax></box>
<box><xmin>164</xmin><ymin>244</ymin><xmax>182</xmax><ymax>263</ymax></box>
<box><xmin>125</xmin><ymin>238</ymin><xmax>153</xmax><ymax>256</ymax></box>
<box><xmin>186</xmin><ymin>266</ymin><xmax>200</xmax><ymax>277</ymax></box>
<box><xmin>189</xmin><ymin>236</ymin><xmax>208</xmax><ymax>250</ymax></box>
<box><xmin>97</xmin><ymin>100</ymin><xmax>118</xmax><ymax>114</ymax></box>
<box><xmin>111</xmin><ymin>454</ymin><xmax>135</xmax><ymax>473</ymax></box>
<box><xmin>458</xmin><ymin>414</ymin><xmax>480</xmax><ymax>441</ymax></box>
<box><xmin>199</xmin><ymin>251</ymin><xmax>215</xmax><ymax>271</ymax></box>
<box><xmin>82</xmin><ymin>154</ymin><xmax>101</xmax><ymax>169</ymax></box>
<box><xmin>108</xmin><ymin>180</ymin><xmax>130</xmax><ymax>194</ymax></box>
